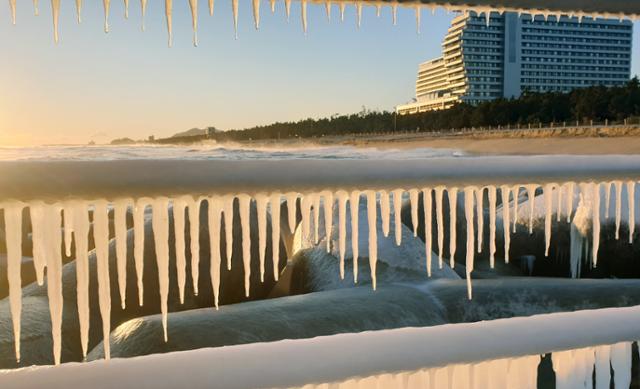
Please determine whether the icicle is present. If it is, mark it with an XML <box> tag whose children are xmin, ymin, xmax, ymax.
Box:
<box><xmin>76</xmin><ymin>0</ymin><xmax>82</xmax><ymax>23</ymax></box>
<box><xmin>501</xmin><ymin>186</ymin><xmax>511</xmax><ymax>263</ymax></box>
<box><xmin>256</xmin><ymin>194</ymin><xmax>268</xmax><ymax>282</ymax></box>
<box><xmin>71</xmin><ymin>202</ymin><xmax>90</xmax><ymax>358</ymax></box>
<box><xmin>29</xmin><ymin>203</ymin><xmax>47</xmax><ymax>285</ymax></box>
<box><xmin>392</xmin><ymin>189</ymin><xmax>403</xmax><ymax>245</ymax></box>
<box><xmin>9</xmin><ymin>0</ymin><xmax>15</xmax><ymax>24</ymax></box>
<box><xmin>103</xmin><ymin>0</ymin><xmax>110</xmax><ymax>33</ymax></box>
<box><xmin>422</xmin><ymin>188</ymin><xmax>433</xmax><ymax>276</ymax></box>
<box><xmin>414</xmin><ymin>5</ymin><xmax>420</xmax><ymax>34</ymax></box>
<box><xmin>604</xmin><ymin>182</ymin><xmax>612</xmax><ymax>219</ymax></box>
<box><xmin>356</xmin><ymin>2</ymin><xmax>362</xmax><ymax>28</ymax></box>
<box><xmin>595</xmin><ymin>345</ymin><xmax>611</xmax><ymax>389</ymax></box>
<box><xmin>488</xmin><ymin>186</ymin><xmax>496</xmax><ymax>267</ymax></box>
<box><xmin>124</xmin><ymin>0</ymin><xmax>129</xmax><ymax>18</ymax></box>
<box><xmin>188</xmin><ymin>197</ymin><xmax>201</xmax><ymax>295</ymax></box>
<box><xmin>239</xmin><ymin>194</ymin><xmax>252</xmax><ymax>297</ymax></box>
<box><xmin>209</xmin><ymin>0</ymin><xmax>214</xmax><ymax>15</ymax></box>
<box><xmin>615</xmin><ymin>180</ymin><xmax>622</xmax><ymax>239</ymax></box>
<box><xmin>33</xmin><ymin>0</ymin><xmax>39</xmax><ymax>15</ymax></box>
<box><xmin>301</xmin><ymin>0</ymin><xmax>307</xmax><ymax>34</ymax></box>
<box><xmin>223</xmin><ymin>195</ymin><xmax>235</xmax><ymax>270</ymax></box>
<box><xmin>380</xmin><ymin>190</ymin><xmax>390</xmax><ymax>238</ymax></box>
<box><xmin>270</xmin><ymin>193</ymin><xmax>281</xmax><ymax>280</ymax></box>
<box><xmin>322</xmin><ymin>191</ymin><xmax>334</xmax><ymax>253</ymax></box>
<box><xmin>324</xmin><ymin>0</ymin><xmax>331</xmax><ymax>20</ymax></box>
<box><xmin>526</xmin><ymin>185</ymin><xmax>537</xmax><ymax>234</ymax></box>
<box><xmin>611</xmin><ymin>342</ymin><xmax>632</xmax><ymax>389</ymax></box>
<box><xmin>284</xmin><ymin>0</ymin><xmax>291</xmax><ymax>21</ymax></box>
<box><xmin>464</xmin><ymin>188</ymin><xmax>474</xmax><ymax>300</ymax></box>
<box><xmin>556</xmin><ymin>183</ymin><xmax>564</xmax><ymax>222</ymax></box>
<box><xmin>173</xmin><ymin>197</ymin><xmax>188</xmax><ymax>304</ymax></box>
<box><xmin>627</xmin><ymin>181</ymin><xmax>635</xmax><ymax>243</ymax></box>
<box><xmin>366</xmin><ymin>191</ymin><xmax>378</xmax><ymax>290</ymax></box>
<box><xmin>350</xmin><ymin>191</ymin><xmax>360</xmax><ymax>283</ymax></box>
<box><xmin>337</xmin><ymin>191</ymin><xmax>348</xmax><ymax>279</ymax></box>
<box><xmin>435</xmin><ymin>186</ymin><xmax>445</xmax><ymax>268</ymax></box>
<box><xmin>140</xmin><ymin>0</ymin><xmax>146</xmax><ymax>30</ymax></box>
<box><xmin>269</xmin><ymin>0</ymin><xmax>274</xmax><ymax>13</ymax></box>
<box><xmin>133</xmin><ymin>198</ymin><xmax>148</xmax><ymax>305</ymax></box>
<box><xmin>114</xmin><ymin>199</ymin><xmax>130</xmax><ymax>309</ymax></box>
<box><xmin>63</xmin><ymin>204</ymin><xmax>74</xmax><ymax>258</ymax></box>
<box><xmin>152</xmin><ymin>198</ymin><xmax>170</xmax><ymax>342</ymax></box>
<box><xmin>544</xmin><ymin>184</ymin><xmax>553</xmax><ymax>257</ymax></box>
<box><xmin>448</xmin><ymin>187</ymin><xmax>458</xmax><ymax>268</ymax></box>
<box><xmin>208</xmin><ymin>196</ymin><xmax>222</xmax><ymax>309</ymax></box>
<box><xmin>189</xmin><ymin>0</ymin><xmax>198</xmax><ymax>46</ymax></box>
<box><xmin>4</xmin><ymin>202</ymin><xmax>23</xmax><ymax>363</ymax></box>
<box><xmin>165</xmin><ymin>0</ymin><xmax>173</xmax><ymax>46</ymax></box>
<box><xmin>339</xmin><ymin>2</ymin><xmax>345</xmax><ymax>22</ymax></box>
<box><xmin>592</xmin><ymin>183</ymin><xmax>601</xmax><ymax>266</ymax></box>
<box><xmin>285</xmin><ymin>192</ymin><xmax>298</xmax><ymax>234</ymax></box>
<box><xmin>475</xmin><ymin>187</ymin><xmax>484</xmax><ymax>253</ymax></box>
<box><xmin>391</xmin><ymin>3</ymin><xmax>397</xmax><ymax>25</ymax></box>
<box><xmin>43</xmin><ymin>205</ymin><xmax>64</xmax><ymax>365</ymax></box>
<box><xmin>51</xmin><ymin>0</ymin><xmax>60</xmax><ymax>44</ymax></box>
<box><xmin>252</xmin><ymin>0</ymin><xmax>260</xmax><ymax>29</ymax></box>
<box><xmin>301</xmin><ymin>195</ymin><xmax>312</xmax><ymax>243</ymax></box>
<box><xmin>375</xmin><ymin>4</ymin><xmax>380</xmax><ymax>17</ymax></box>
<box><xmin>566</xmin><ymin>182</ymin><xmax>575</xmax><ymax>223</ymax></box>
<box><xmin>312</xmin><ymin>193</ymin><xmax>321</xmax><ymax>244</ymax></box>
<box><xmin>409</xmin><ymin>189</ymin><xmax>419</xmax><ymax>237</ymax></box>
<box><xmin>512</xmin><ymin>185</ymin><xmax>519</xmax><ymax>233</ymax></box>
<box><xmin>93</xmin><ymin>201</ymin><xmax>111</xmax><ymax>360</ymax></box>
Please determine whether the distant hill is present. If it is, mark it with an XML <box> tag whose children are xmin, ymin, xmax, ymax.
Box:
<box><xmin>171</xmin><ymin>128</ymin><xmax>207</xmax><ymax>138</ymax></box>
<box><xmin>110</xmin><ymin>137</ymin><xmax>137</xmax><ymax>145</ymax></box>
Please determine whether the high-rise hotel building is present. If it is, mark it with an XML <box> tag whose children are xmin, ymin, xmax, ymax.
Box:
<box><xmin>396</xmin><ymin>12</ymin><xmax>633</xmax><ymax>114</ymax></box>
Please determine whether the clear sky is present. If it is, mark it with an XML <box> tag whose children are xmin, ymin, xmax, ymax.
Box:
<box><xmin>0</xmin><ymin>2</ymin><xmax>638</xmax><ymax>146</ymax></box>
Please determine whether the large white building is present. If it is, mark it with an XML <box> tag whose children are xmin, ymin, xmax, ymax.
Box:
<box><xmin>397</xmin><ymin>12</ymin><xmax>633</xmax><ymax>114</ymax></box>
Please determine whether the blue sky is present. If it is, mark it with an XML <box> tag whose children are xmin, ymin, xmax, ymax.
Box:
<box><xmin>0</xmin><ymin>2</ymin><xmax>638</xmax><ymax>145</ymax></box>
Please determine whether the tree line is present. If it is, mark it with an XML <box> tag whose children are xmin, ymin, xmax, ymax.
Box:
<box><xmin>206</xmin><ymin>78</ymin><xmax>640</xmax><ymax>142</ymax></box>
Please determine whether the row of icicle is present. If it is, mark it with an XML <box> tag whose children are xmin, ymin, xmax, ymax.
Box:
<box><xmin>1</xmin><ymin>180</ymin><xmax>639</xmax><ymax>365</ymax></box>
<box><xmin>6</xmin><ymin>0</ymin><xmax>639</xmax><ymax>46</ymax></box>
<box><xmin>297</xmin><ymin>342</ymin><xmax>638</xmax><ymax>389</ymax></box>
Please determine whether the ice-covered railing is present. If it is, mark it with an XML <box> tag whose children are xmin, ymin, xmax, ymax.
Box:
<box><xmin>1</xmin><ymin>155</ymin><xmax>640</xmax><ymax>365</ymax></box>
<box><xmin>5</xmin><ymin>0</ymin><xmax>639</xmax><ymax>45</ymax></box>
<box><xmin>0</xmin><ymin>305</ymin><xmax>639</xmax><ymax>388</ymax></box>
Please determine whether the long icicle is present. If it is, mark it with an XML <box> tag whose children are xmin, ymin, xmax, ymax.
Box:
<box><xmin>366</xmin><ymin>191</ymin><xmax>378</xmax><ymax>290</ymax></box>
<box><xmin>30</xmin><ymin>202</ymin><xmax>47</xmax><ymax>285</ymax></box>
<box><xmin>72</xmin><ymin>202</ymin><xmax>91</xmax><ymax>359</ymax></box>
<box><xmin>103</xmin><ymin>0</ymin><xmax>110</xmax><ymax>32</ymax></box>
<box><xmin>337</xmin><ymin>190</ymin><xmax>348</xmax><ymax>279</ymax></box>
<box><xmin>355</xmin><ymin>1</ymin><xmax>362</xmax><ymax>28</ymax></box>
<box><xmin>62</xmin><ymin>203</ymin><xmax>74</xmax><ymax>258</ymax></box>
<box><xmin>322</xmin><ymin>191</ymin><xmax>334</xmax><ymax>253</ymax></box>
<box><xmin>325</xmin><ymin>0</ymin><xmax>331</xmax><ymax>20</ymax></box>
<box><xmin>45</xmin><ymin>205</ymin><xmax>64</xmax><ymax>365</ymax></box>
<box><xmin>252</xmin><ymin>0</ymin><xmax>260</xmax><ymax>29</ymax></box>
<box><xmin>380</xmin><ymin>190</ymin><xmax>390</xmax><ymax>238</ymax></box>
<box><xmin>301</xmin><ymin>0</ymin><xmax>307</xmax><ymax>34</ymax></box>
<box><xmin>628</xmin><ymin>181</ymin><xmax>636</xmax><ymax>243</ymax></box>
<box><xmin>4</xmin><ymin>202</ymin><xmax>23</xmax><ymax>363</ymax></box>
<box><xmin>391</xmin><ymin>3</ymin><xmax>397</xmax><ymax>25</ymax></box>
<box><xmin>189</xmin><ymin>0</ymin><xmax>198</xmax><ymax>46</ymax></box>
<box><xmin>208</xmin><ymin>196</ymin><xmax>223</xmax><ymax>309</ymax></box>
<box><xmin>33</xmin><ymin>0</ymin><xmax>39</xmax><ymax>15</ymax></box>
<box><xmin>285</xmin><ymin>192</ymin><xmax>297</xmax><ymax>236</ymax></box>
<box><xmin>165</xmin><ymin>0</ymin><xmax>173</xmax><ymax>46</ymax></box>
<box><xmin>566</xmin><ymin>182</ymin><xmax>575</xmax><ymax>223</ymax></box>
<box><xmin>76</xmin><ymin>0</ymin><xmax>82</xmax><ymax>23</ymax></box>
<box><xmin>350</xmin><ymin>191</ymin><xmax>360</xmax><ymax>283</ymax></box>
<box><xmin>526</xmin><ymin>184</ymin><xmax>537</xmax><ymax>234</ymax></box>
<box><xmin>256</xmin><ymin>194</ymin><xmax>268</xmax><ymax>282</ymax></box>
<box><xmin>140</xmin><ymin>0</ymin><xmax>146</xmax><ymax>30</ymax></box>
<box><xmin>51</xmin><ymin>0</ymin><xmax>60</xmax><ymax>43</ymax></box>
<box><xmin>544</xmin><ymin>184</ymin><xmax>553</xmax><ymax>257</ymax></box>
<box><xmin>312</xmin><ymin>193</ymin><xmax>321</xmax><ymax>244</ymax></box>
<box><xmin>615</xmin><ymin>180</ymin><xmax>622</xmax><ymax>239</ymax></box>
<box><xmin>414</xmin><ymin>5</ymin><xmax>421</xmax><ymax>33</ymax></box>
<box><xmin>435</xmin><ymin>186</ymin><xmax>445</xmax><ymax>269</ymax></box>
<box><xmin>501</xmin><ymin>186</ymin><xmax>511</xmax><ymax>263</ymax></box>
<box><xmin>592</xmin><ymin>183</ymin><xmax>601</xmax><ymax>267</ymax></box>
<box><xmin>270</xmin><ymin>193</ymin><xmax>281</xmax><ymax>280</ymax></box>
<box><xmin>475</xmin><ymin>187</ymin><xmax>484</xmax><ymax>253</ymax></box>
<box><xmin>512</xmin><ymin>185</ymin><xmax>520</xmax><ymax>232</ymax></box>
<box><xmin>285</xmin><ymin>0</ymin><xmax>291</xmax><ymax>21</ymax></box>
<box><xmin>209</xmin><ymin>0</ymin><xmax>214</xmax><ymax>15</ymax></box>
<box><xmin>269</xmin><ymin>0</ymin><xmax>274</xmax><ymax>13</ymax></box>
<box><xmin>448</xmin><ymin>187</ymin><xmax>458</xmax><ymax>268</ymax></box>
<box><xmin>392</xmin><ymin>189</ymin><xmax>403</xmax><ymax>245</ymax></box>
<box><xmin>133</xmin><ymin>198</ymin><xmax>148</xmax><ymax>305</ymax></box>
<box><xmin>123</xmin><ymin>0</ymin><xmax>129</xmax><ymax>18</ymax></box>
<box><xmin>604</xmin><ymin>181</ymin><xmax>612</xmax><ymax>219</ymax></box>
<box><xmin>464</xmin><ymin>188</ymin><xmax>475</xmax><ymax>300</ymax></box>
<box><xmin>188</xmin><ymin>197</ymin><xmax>201</xmax><ymax>295</ymax></box>
<box><xmin>223</xmin><ymin>195</ymin><xmax>235</xmax><ymax>270</ymax></box>
<box><xmin>409</xmin><ymin>189</ymin><xmax>419</xmax><ymax>237</ymax></box>
<box><xmin>339</xmin><ymin>2</ymin><xmax>345</xmax><ymax>22</ymax></box>
<box><xmin>488</xmin><ymin>186</ymin><xmax>497</xmax><ymax>268</ymax></box>
<box><xmin>557</xmin><ymin>183</ymin><xmax>564</xmax><ymax>222</ymax></box>
<box><xmin>239</xmin><ymin>194</ymin><xmax>252</xmax><ymax>297</ymax></box>
<box><xmin>232</xmin><ymin>0</ymin><xmax>239</xmax><ymax>38</ymax></box>
<box><xmin>173</xmin><ymin>197</ymin><xmax>188</xmax><ymax>304</ymax></box>
<box><xmin>93</xmin><ymin>201</ymin><xmax>111</xmax><ymax>360</ymax></box>
<box><xmin>9</xmin><ymin>0</ymin><xmax>15</xmax><ymax>24</ymax></box>
<box><xmin>422</xmin><ymin>188</ymin><xmax>433</xmax><ymax>276</ymax></box>
<box><xmin>152</xmin><ymin>198</ymin><xmax>170</xmax><ymax>342</ymax></box>
<box><xmin>114</xmin><ymin>199</ymin><xmax>130</xmax><ymax>309</ymax></box>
